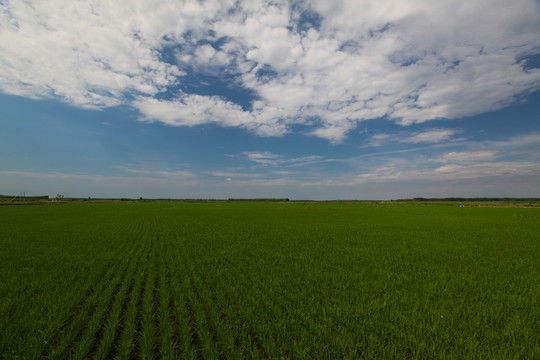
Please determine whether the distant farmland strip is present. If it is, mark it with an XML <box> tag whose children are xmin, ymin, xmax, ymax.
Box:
<box><xmin>1</xmin><ymin>202</ymin><xmax>539</xmax><ymax>359</ymax></box>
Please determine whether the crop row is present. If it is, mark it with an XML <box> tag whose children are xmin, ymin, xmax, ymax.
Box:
<box><xmin>1</xmin><ymin>202</ymin><xmax>539</xmax><ymax>359</ymax></box>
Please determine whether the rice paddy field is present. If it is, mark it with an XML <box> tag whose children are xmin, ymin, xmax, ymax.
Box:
<box><xmin>0</xmin><ymin>201</ymin><xmax>539</xmax><ymax>359</ymax></box>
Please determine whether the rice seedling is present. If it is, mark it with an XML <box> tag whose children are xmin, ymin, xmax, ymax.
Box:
<box><xmin>0</xmin><ymin>201</ymin><xmax>538</xmax><ymax>359</ymax></box>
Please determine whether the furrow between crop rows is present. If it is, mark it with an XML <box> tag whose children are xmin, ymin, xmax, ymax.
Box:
<box><xmin>151</xmin><ymin>245</ymin><xmax>162</xmax><ymax>359</ymax></box>
<box><xmin>156</xmin><ymin>227</ymin><xmax>177</xmax><ymax>360</ymax></box>
<box><xmin>166</xmin><ymin>274</ymin><xmax>184</xmax><ymax>359</ymax></box>
<box><xmin>36</xmin><ymin>236</ymin><xmax>138</xmax><ymax>359</ymax></box>
<box><xmin>166</xmin><ymin>241</ymin><xmax>197</xmax><ymax>360</ymax></box>
<box><xmin>43</xmin><ymin>237</ymin><xmax>143</xmax><ymax>360</ymax></box>
<box><xmin>127</xmin><ymin>225</ymin><xmax>154</xmax><ymax>360</ymax></box>
<box><xmin>164</xmin><ymin>232</ymin><xmax>205</xmax><ymax>360</ymax></box>
<box><xmin>68</xmin><ymin>236</ymin><xmax>147</xmax><ymax>360</ymax></box>
<box><xmin>129</xmin><ymin>218</ymin><xmax>164</xmax><ymax>360</ymax></box>
<box><xmin>184</xmin><ymin>287</ymin><xmax>206</xmax><ymax>360</ymax></box>
<box><xmin>101</xmin><ymin>273</ymin><xmax>135</xmax><ymax>360</ymax></box>
<box><xmin>188</xmin><ymin>272</ymin><xmax>245</xmax><ymax>359</ymax></box>
<box><xmin>90</xmin><ymin>241</ymin><xmax>147</xmax><ymax>360</ymax></box>
<box><xmin>116</xmin><ymin>234</ymin><xmax>153</xmax><ymax>360</ymax></box>
<box><xmin>185</xmin><ymin>276</ymin><xmax>222</xmax><ymax>360</ymax></box>
<box><xmin>206</xmin><ymin>279</ymin><xmax>271</xmax><ymax>359</ymax></box>
<box><xmin>172</xmin><ymin>234</ymin><xmax>271</xmax><ymax>360</ymax></box>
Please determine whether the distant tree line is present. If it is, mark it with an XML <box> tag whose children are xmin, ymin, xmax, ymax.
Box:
<box><xmin>396</xmin><ymin>197</ymin><xmax>540</xmax><ymax>202</ymax></box>
<box><xmin>228</xmin><ymin>198</ymin><xmax>290</xmax><ymax>202</ymax></box>
<box><xmin>0</xmin><ymin>195</ymin><xmax>49</xmax><ymax>200</ymax></box>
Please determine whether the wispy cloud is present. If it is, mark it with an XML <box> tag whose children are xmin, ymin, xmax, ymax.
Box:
<box><xmin>0</xmin><ymin>170</ymin><xmax>200</xmax><ymax>195</ymax></box>
<box><xmin>401</xmin><ymin>129</ymin><xmax>460</xmax><ymax>144</ymax></box>
<box><xmin>155</xmin><ymin>170</ymin><xmax>197</xmax><ymax>179</ymax></box>
<box><xmin>114</xmin><ymin>166</ymin><xmax>152</xmax><ymax>175</ymax></box>
<box><xmin>243</xmin><ymin>151</ymin><xmax>334</xmax><ymax>167</ymax></box>
<box><xmin>304</xmin><ymin>161</ymin><xmax>540</xmax><ymax>187</ymax></box>
<box><xmin>210</xmin><ymin>171</ymin><xmax>264</xmax><ymax>178</ymax></box>
<box><xmin>244</xmin><ymin>151</ymin><xmax>282</xmax><ymax>166</ymax></box>
<box><xmin>114</xmin><ymin>166</ymin><xmax>196</xmax><ymax>179</ymax></box>
<box><xmin>487</xmin><ymin>133</ymin><xmax>540</xmax><ymax>149</ymax></box>
<box><xmin>431</xmin><ymin>151</ymin><xmax>498</xmax><ymax>163</ymax></box>
<box><xmin>367</xmin><ymin>128</ymin><xmax>460</xmax><ymax>147</ymax></box>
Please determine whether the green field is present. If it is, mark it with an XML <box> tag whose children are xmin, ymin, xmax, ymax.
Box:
<box><xmin>1</xmin><ymin>202</ymin><xmax>539</xmax><ymax>359</ymax></box>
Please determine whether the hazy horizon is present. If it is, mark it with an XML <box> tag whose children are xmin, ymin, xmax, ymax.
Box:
<box><xmin>1</xmin><ymin>0</ymin><xmax>540</xmax><ymax>200</ymax></box>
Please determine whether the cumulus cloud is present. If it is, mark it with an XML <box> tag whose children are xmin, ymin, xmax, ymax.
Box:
<box><xmin>0</xmin><ymin>0</ymin><xmax>189</xmax><ymax>107</ymax></box>
<box><xmin>1</xmin><ymin>0</ymin><xmax>540</xmax><ymax>141</ymax></box>
<box><xmin>133</xmin><ymin>94</ymin><xmax>289</xmax><ymax>136</ymax></box>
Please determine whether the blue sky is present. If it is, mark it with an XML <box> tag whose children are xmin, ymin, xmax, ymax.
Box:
<box><xmin>1</xmin><ymin>0</ymin><xmax>539</xmax><ymax>200</ymax></box>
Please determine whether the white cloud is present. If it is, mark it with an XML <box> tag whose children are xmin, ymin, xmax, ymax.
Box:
<box><xmin>401</xmin><ymin>129</ymin><xmax>460</xmax><ymax>144</ymax></box>
<box><xmin>335</xmin><ymin>161</ymin><xmax>540</xmax><ymax>185</ymax></box>
<box><xmin>243</xmin><ymin>151</ymin><xmax>329</xmax><ymax>167</ymax></box>
<box><xmin>0</xmin><ymin>0</ymin><xmax>190</xmax><ymax>107</ymax></box>
<box><xmin>133</xmin><ymin>94</ymin><xmax>287</xmax><ymax>136</ymax></box>
<box><xmin>366</xmin><ymin>133</ymin><xmax>393</xmax><ymax>147</ymax></box>
<box><xmin>244</xmin><ymin>151</ymin><xmax>282</xmax><ymax>166</ymax></box>
<box><xmin>1</xmin><ymin>0</ymin><xmax>540</xmax><ymax>141</ymax></box>
<box><xmin>155</xmin><ymin>170</ymin><xmax>197</xmax><ymax>179</ymax></box>
<box><xmin>210</xmin><ymin>171</ymin><xmax>264</xmax><ymax>178</ymax></box>
<box><xmin>488</xmin><ymin>133</ymin><xmax>540</xmax><ymax>149</ymax></box>
<box><xmin>367</xmin><ymin>128</ymin><xmax>459</xmax><ymax>146</ymax></box>
<box><xmin>434</xmin><ymin>151</ymin><xmax>498</xmax><ymax>163</ymax></box>
<box><xmin>310</xmin><ymin>125</ymin><xmax>352</xmax><ymax>144</ymax></box>
<box><xmin>433</xmin><ymin>164</ymin><xmax>465</xmax><ymax>173</ymax></box>
<box><xmin>113</xmin><ymin>165</ymin><xmax>197</xmax><ymax>180</ymax></box>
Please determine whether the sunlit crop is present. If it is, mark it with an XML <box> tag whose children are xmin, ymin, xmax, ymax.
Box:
<box><xmin>1</xmin><ymin>202</ymin><xmax>538</xmax><ymax>359</ymax></box>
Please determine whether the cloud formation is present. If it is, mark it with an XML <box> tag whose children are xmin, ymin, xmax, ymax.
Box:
<box><xmin>1</xmin><ymin>0</ymin><xmax>540</xmax><ymax>141</ymax></box>
<box><xmin>432</xmin><ymin>151</ymin><xmax>498</xmax><ymax>163</ymax></box>
<box><xmin>2</xmin><ymin>131</ymin><xmax>538</xmax><ymax>199</ymax></box>
<box><xmin>368</xmin><ymin>128</ymin><xmax>460</xmax><ymax>146</ymax></box>
<box><xmin>244</xmin><ymin>151</ymin><xmax>326</xmax><ymax>167</ymax></box>
<box><xmin>401</xmin><ymin>129</ymin><xmax>460</xmax><ymax>144</ymax></box>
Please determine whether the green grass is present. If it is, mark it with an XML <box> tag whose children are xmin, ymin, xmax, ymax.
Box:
<box><xmin>0</xmin><ymin>202</ymin><xmax>539</xmax><ymax>359</ymax></box>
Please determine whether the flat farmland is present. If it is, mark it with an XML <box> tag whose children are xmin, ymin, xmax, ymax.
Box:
<box><xmin>0</xmin><ymin>202</ymin><xmax>539</xmax><ymax>359</ymax></box>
